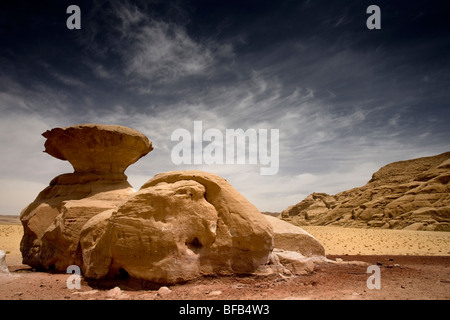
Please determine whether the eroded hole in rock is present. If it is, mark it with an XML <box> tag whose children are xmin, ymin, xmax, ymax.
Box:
<box><xmin>117</xmin><ymin>268</ymin><xmax>130</xmax><ymax>280</ymax></box>
<box><xmin>185</xmin><ymin>237</ymin><xmax>203</xmax><ymax>253</ymax></box>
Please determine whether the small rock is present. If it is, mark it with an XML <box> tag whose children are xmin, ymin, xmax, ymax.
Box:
<box><xmin>106</xmin><ymin>286</ymin><xmax>121</xmax><ymax>298</ymax></box>
<box><xmin>157</xmin><ymin>286</ymin><xmax>172</xmax><ymax>297</ymax></box>
<box><xmin>207</xmin><ymin>290</ymin><xmax>222</xmax><ymax>296</ymax></box>
<box><xmin>106</xmin><ymin>286</ymin><xmax>130</xmax><ymax>300</ymax></box>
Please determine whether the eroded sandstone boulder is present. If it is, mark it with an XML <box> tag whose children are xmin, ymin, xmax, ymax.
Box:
<box><xmin>263</xmin><ymin>215</ymin><xmax>325</xmax><ymax>256</ymax></box>
<box><xmin>81</xmin><ymin>171</ymin><xmax>274</xmax><ymax>283</ymax></box>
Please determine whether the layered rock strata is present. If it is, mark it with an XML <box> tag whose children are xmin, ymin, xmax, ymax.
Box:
<box><xmin>282</xmin><ymin>152</ymin><xmax>450</xmax><ymax>231</ymax></box>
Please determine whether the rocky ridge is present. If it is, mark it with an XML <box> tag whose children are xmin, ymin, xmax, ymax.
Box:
<box><xmin>282</xmin><ymin>152</ymin><xmax>450</xmax><ymax>231</ymax></box>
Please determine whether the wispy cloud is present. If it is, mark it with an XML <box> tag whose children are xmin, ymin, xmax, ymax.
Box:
<box><xmin>82</xmin><ymin>2</ymin><xmax>230</xmax><ymax>86</ymax></box>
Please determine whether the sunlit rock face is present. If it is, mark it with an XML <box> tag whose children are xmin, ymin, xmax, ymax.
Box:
<box><xmin>81</xmin><ymin>171</ymin><xmax>274</xmax><ymax>283</ymax></box>
<box><xmin>21</xmin><ymin>124</ymin><xmax>328</xmax><ymax>285</ymax></box>
<box><xmin>282</xmin><ymin>152</ymin><xmax>450</xmax><ymax>232</ymax></box>
<box><xmin>20</xmin><ymin>124</ymin><xmax>152</xmax><ymax>270</ymax></box>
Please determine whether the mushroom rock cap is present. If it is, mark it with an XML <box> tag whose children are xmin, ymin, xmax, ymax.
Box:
<box><xmin>42</xmin><ymin>124</ymin><xmax>153</xmax><ymax>174</ymax></box>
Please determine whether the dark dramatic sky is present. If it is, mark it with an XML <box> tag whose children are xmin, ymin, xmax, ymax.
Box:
<box><xmin>1</xmin><ymin>0</ymin><xmax>449</xmax><ymax>214</ymax></box>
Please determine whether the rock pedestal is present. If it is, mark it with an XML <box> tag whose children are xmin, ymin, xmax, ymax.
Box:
<box><xmin>20</xmin><ymin>124</ymin><xmax>152</xmax><ymax>270</ymax></box>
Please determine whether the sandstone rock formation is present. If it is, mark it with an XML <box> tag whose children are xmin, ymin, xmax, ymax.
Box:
<box><xmin>263</xmin><ymin>215</ymin><xmax>325</xmax><ymax>256</ymax></box>
<box><xmin>20</xmin><ymin>124</ymin><xmax>328</xmax><ymax>284</ymax></box>
<box><xmin>81</xmin><ymin>171</ymin><xmax>274</xmax><ymax>283</ymax></box>
<box><xmin>42</xmin><ymin>124</ymin><xmax>153</xmax><ymax>174</ymax></box>
<box><xmin>20</xmin><ymin>124</ymin><xmax>152</xmax><ymax>270</ymax></box>
<box><xmin>282</xmin><ymin>151</ymin><xmax>450</xmax><ymax>231</ymax></box>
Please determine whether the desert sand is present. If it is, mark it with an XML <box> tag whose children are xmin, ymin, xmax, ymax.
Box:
<box><xmin>302</xmin><ymin>226</ymin><xmax>450</xmax><ymax>256</ymax></box>
<box><xmin>0</xmin><ymin>222</ymin><xmax>22</xmax><ymax>266</ymax></box>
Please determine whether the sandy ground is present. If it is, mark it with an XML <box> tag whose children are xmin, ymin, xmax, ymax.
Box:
<box><xmin>1</xmin><ymin>221</ymin><xmax>449</xmax><ymax>300</ymax></box>
<box><xmin>302</xmin><ymin>226</ymin><xmax>450</xmax><ymax>256</ymax></box>
<box><xmin>0</xmin><ymin>223</ymin><xmax>23</xmax><ymax>266</ymax></box>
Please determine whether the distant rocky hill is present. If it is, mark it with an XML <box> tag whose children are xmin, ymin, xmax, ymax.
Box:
<box><xmin>281</xmin><ymin>151</ymin><xmax>450</xmax><ymax>231</ymax></box>
<box><xmin>0</xmin><ymin>215</ymin><xmax>20</xmax><ymax>225</ymax></box>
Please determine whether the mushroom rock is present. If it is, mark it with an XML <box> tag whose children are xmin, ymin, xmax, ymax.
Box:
<box><xmin>81</xmin><ymin>171</ymin><xmax>274</xmax><ymax>283</ymax></box>
<box><xmin>20</xmin><ymin>124</ymin><xmax>152</xmax><ymax>270</ymax></box>
<box><xmin>20</xmin><ymin>124</ymin><xmax>328</xmax><ymax>285</ymax></box>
